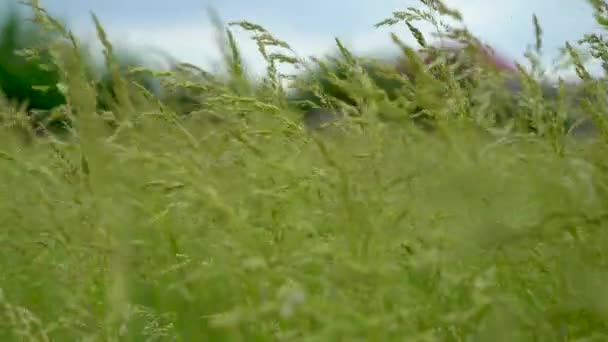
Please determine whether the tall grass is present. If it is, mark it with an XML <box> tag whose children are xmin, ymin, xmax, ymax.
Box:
<box><xmin>1</xmin><ymin>0</ymin><xmax>608</xmax><ymax>340</ymax></box>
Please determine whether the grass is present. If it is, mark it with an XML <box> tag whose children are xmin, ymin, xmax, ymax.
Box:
<box><xmin>2</xmin><ymin>0</ymin><xmax>608</xmax><ymax>340</ymax></box>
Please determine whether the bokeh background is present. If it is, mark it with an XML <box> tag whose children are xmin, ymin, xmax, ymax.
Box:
<box><xmin>1</xmin><ymin>0</ymin><xmax>601</xmax><ymax>79</ymax></box>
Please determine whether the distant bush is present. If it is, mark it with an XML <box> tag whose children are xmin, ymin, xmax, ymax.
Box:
<box><xmin>0</xmin><ymin>5</ymin><xmax>180</xmax><ymax>135</ymax></box>
<box><xmin>288</xmin><ymin>37</ymin><xmax>596</xmax><ymax>138</ymax></box>
<box><xmin>0</xmin><ymin>7</ymin><xmax>66</xmax><ymax>120</ymax></box>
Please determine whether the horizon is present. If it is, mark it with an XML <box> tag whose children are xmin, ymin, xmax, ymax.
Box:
<box><xmin>1</xmin><ymin>0</ymin><xmax>604</xmax><ymax>81</ymax></box>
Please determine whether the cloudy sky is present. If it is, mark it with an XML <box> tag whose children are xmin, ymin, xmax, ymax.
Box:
<box><xmin>3</xmin><ymin>0</ymin><xmax>602</xmax><ymax>79</ymax></box>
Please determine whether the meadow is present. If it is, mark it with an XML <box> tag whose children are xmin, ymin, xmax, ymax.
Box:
<box><xmin>2</xmin><ymin>0</ymin><xmax>608</xmax><ymax>340</ymax></box>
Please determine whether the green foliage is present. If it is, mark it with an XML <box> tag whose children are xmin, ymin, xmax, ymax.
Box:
<box><xmin>0</xmin><ymin>2</ymin><xmax>181</xmax><ymax>135</ymax></box>
<box><xmin>287</xmin><ymin>6</ymin><xmax>583</xmax><ymax>137</ymax></box>
<box><xmin>2</xmin><ymin>0</ymin><xmax>608</xmax><ymax>340</ymax></box>
<box><xmin>0</xmin><ymin>6</ymin><xmax>65</xmax><ymax>110</ymax></box>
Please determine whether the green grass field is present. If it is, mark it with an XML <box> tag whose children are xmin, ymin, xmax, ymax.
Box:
<box><xmin>2</xmin><ymin>1</ymin><xmax>608</xmax><ymax>340</ymax></box>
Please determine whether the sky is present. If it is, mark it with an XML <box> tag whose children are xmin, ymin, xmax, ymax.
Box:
<box><xmin>2</xmin><ymin>0</ymin><xmax>603</xmax><ymax>80</ymax></box>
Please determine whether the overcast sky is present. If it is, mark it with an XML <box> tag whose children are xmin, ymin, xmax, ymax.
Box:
<box><xmin>2</xmin><ymin>0</ymin><xmax>602</xmax><ymax>79</ymax></box>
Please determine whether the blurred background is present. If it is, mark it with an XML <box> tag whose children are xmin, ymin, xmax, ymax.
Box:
<box><xmin>0</xmin><ymin>0</ymin><xmax>601</xmax><ymax>80</ymax></box>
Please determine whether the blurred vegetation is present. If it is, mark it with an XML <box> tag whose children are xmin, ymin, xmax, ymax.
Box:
<box><xmin>0</xmin><ymin>1</ymin><xmax>599</xmax><ymax>138</ymax></box>
<box><xmin>2</xmin><ymin>0</ymin><xmax>608</xmax><ymax>340</ymax></box>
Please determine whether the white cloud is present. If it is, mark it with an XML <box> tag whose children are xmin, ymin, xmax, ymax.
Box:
<box><xmin>68</xmin><ymin>0</ymin><xmax>602</xmax><ymax>83</ymax></box>
<box><xmin>75</xmin><ymin>19</ymin><xmax>349</xmax><ymax>78</ymax></box>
